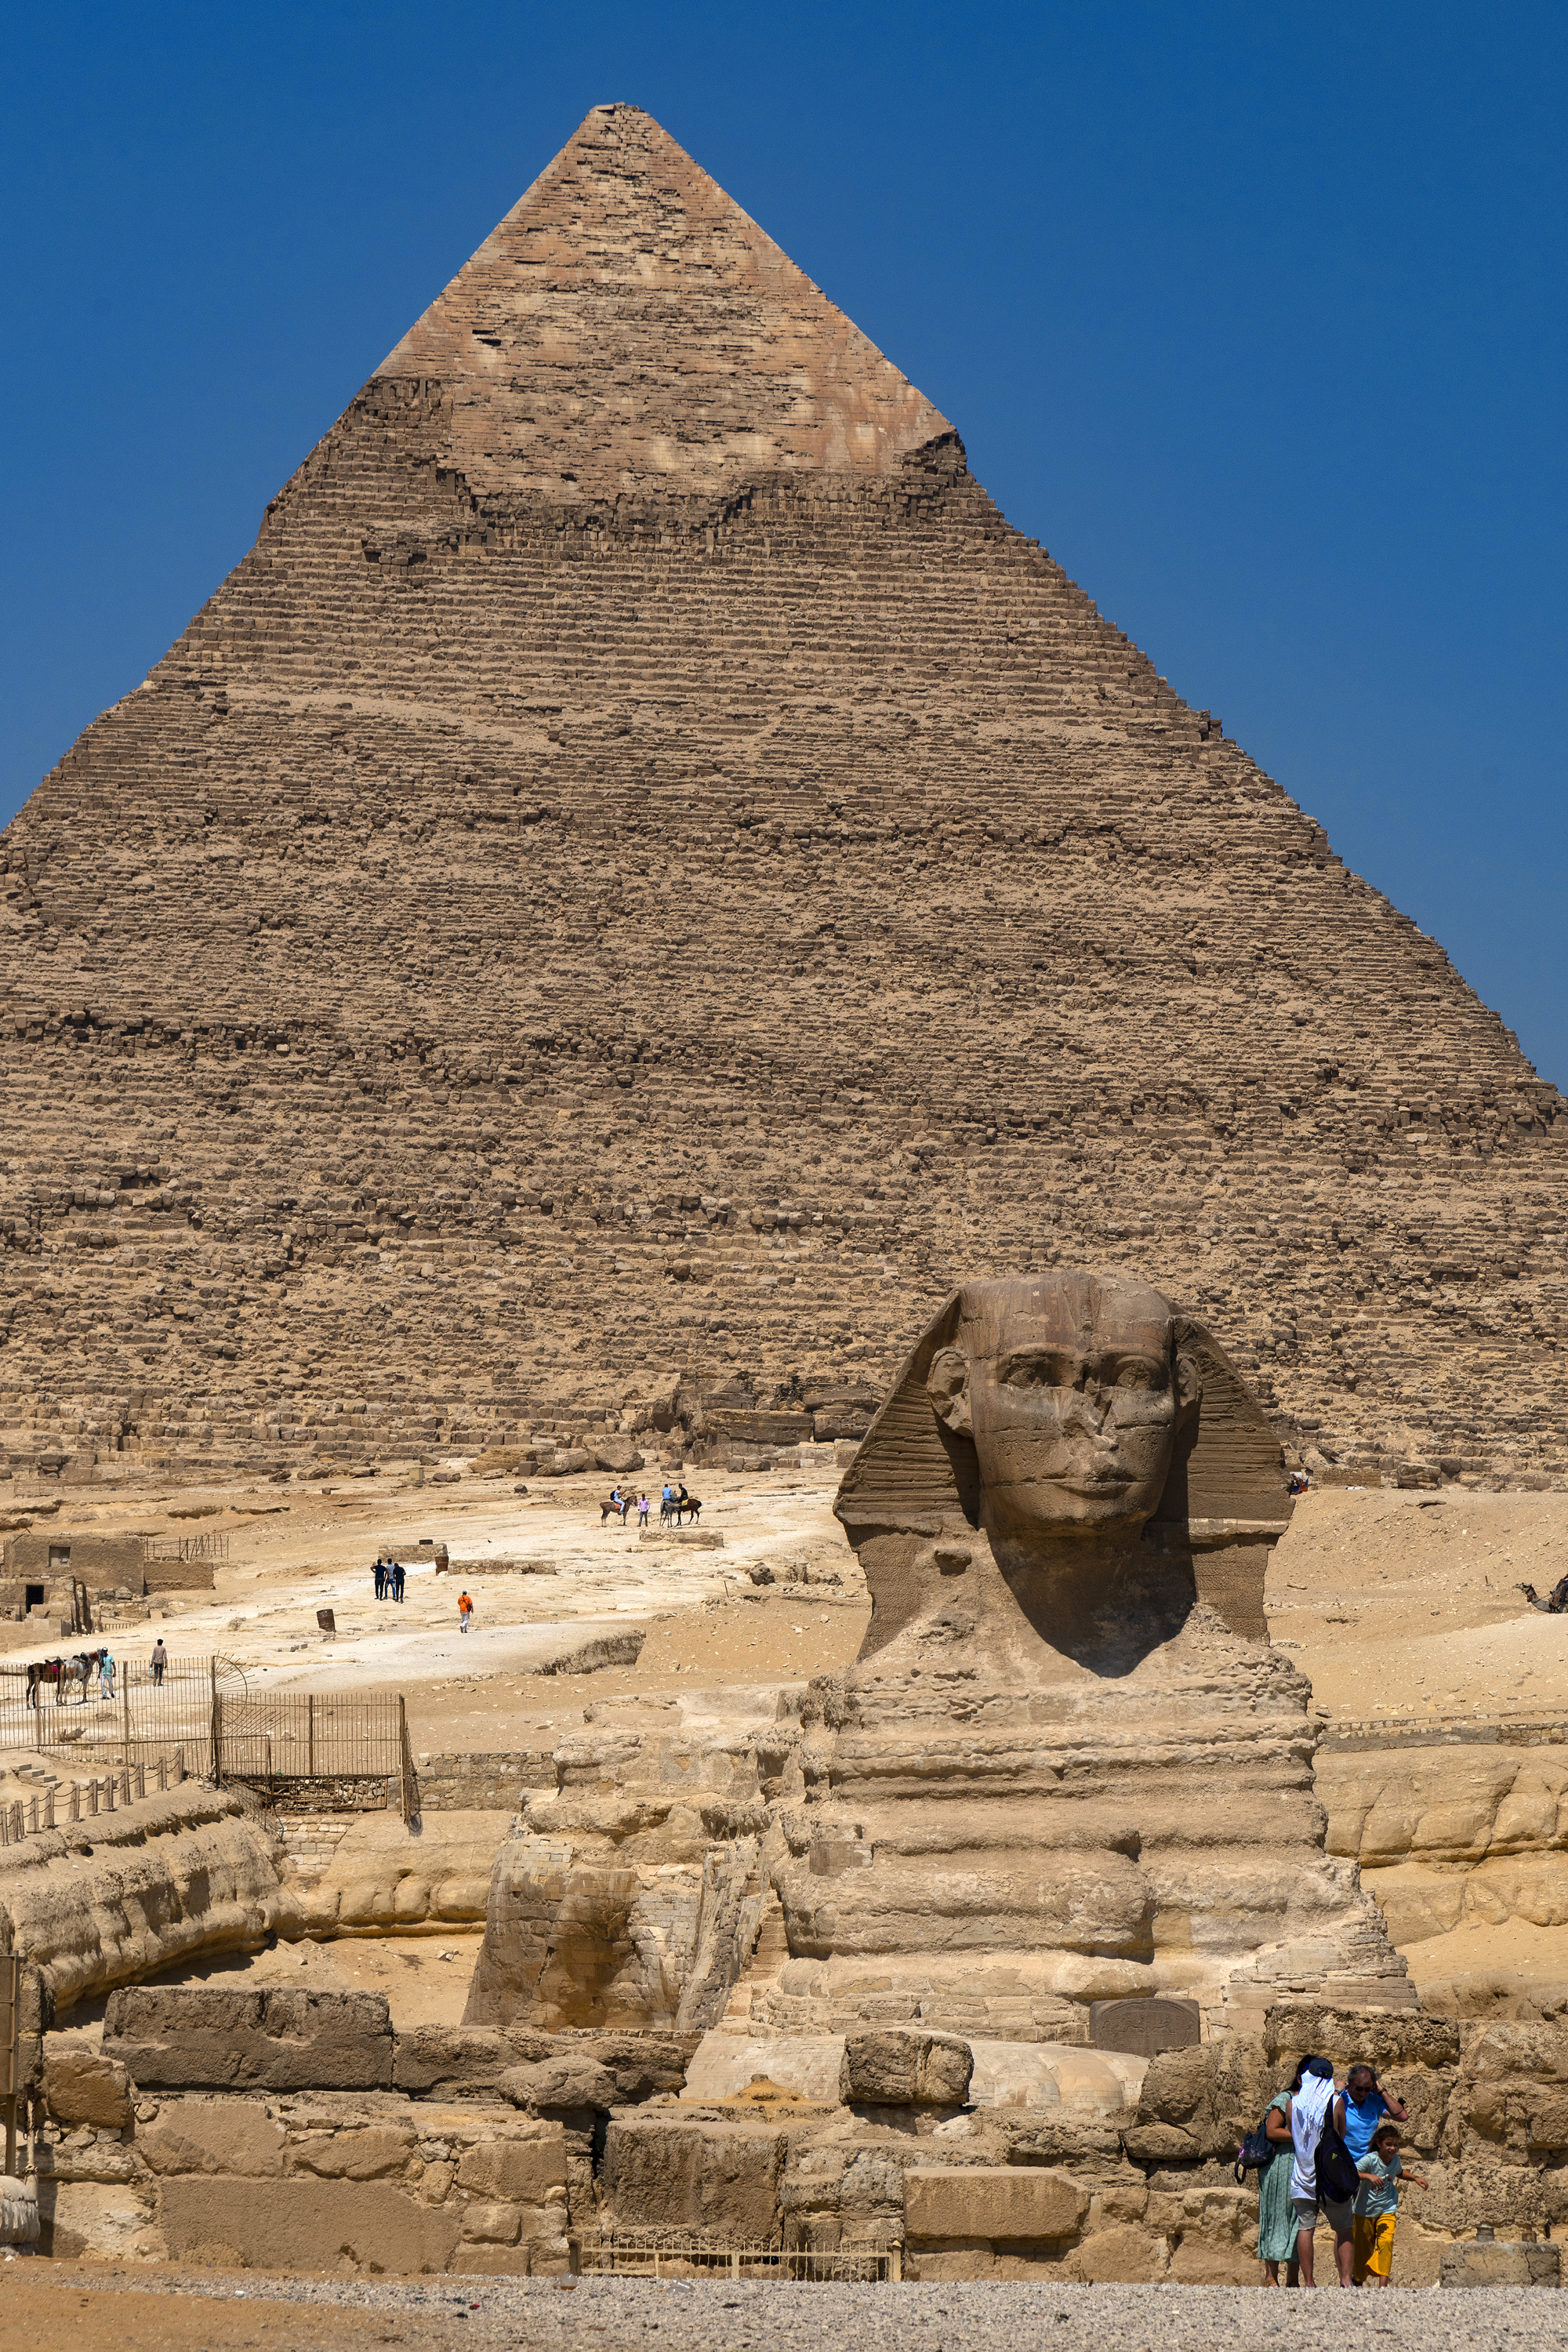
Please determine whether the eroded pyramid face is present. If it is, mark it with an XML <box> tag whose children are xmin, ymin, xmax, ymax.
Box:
<box><xmin>0</xmin><ymin>102</ymin><xmax>1561</xmax><ymax>1490</ymax></box>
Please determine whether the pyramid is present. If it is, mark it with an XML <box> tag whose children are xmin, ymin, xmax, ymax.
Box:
<box><xmin>2</xmin><ymin>101</ymin><xmax>1564</xmax><ymax>1489</ymax></box>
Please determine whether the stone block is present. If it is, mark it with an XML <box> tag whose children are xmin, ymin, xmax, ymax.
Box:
<box><xmin>905</xmin><ymin>2167</ymin><xmax>1089</xmax><ymax>2244</ymax></box>
<box><xmin>840</xmin><ymin>2030</ymin><xmax>973</xmax><ymax>2107</ymax></box>
<box><xmin>138</xmin><ymin>2098</ymin><xmax>288</xmax><ymax>2176</ymax></box>
<box><xmin>1439</xmin><ymin>2238</ymin><xmax>1561</xmax><ymax>2288</ymax></box>
<box><xmin>1069</xmin><ymin>2223</ymin><xmax>1166</xmax><ymax>2282</ymax></box>
<box><xmin>158</xmin><ymin>2176</ymin><xmax>462</xmax><ymax>2274</ymax></box>
<box><xmin>36</xmin><ymin>2177</ymin><xmax>156</xmax><ymax>2261</ymax></box>
<box><xmin>1264</xmin><ymin>2002</ymin><xmax>1460</xmax><ymax>2071</ymax></box>
<box><xmin>394</xmin><ymin>2026</ymin><xmax>510</xmax><ymax>2096</ymax></box>
<box><xmin>459</xmin><ymin>2201</ymin><xmax>521</xmax><ymax>2244</ymax></box>
<box><xmin>499</xmin><ymin>2056</ymin><xmax>618</xmax><ymax>2113</ymax></box>
<box><xmin>1166</xmin><ymin>2235</ymin><xmax>1260</xmax><ymax>2285</ymax></box>
<box><xmin>1090</xmin><ymin>1998</ymin><xmax>1201</xmax><ymax>2058</ymax></box>
<box><xmin>455</xmin><ymin>2129</ymin><xmax>567</xmax><ymax>2204</ymax></box>
<box><xmin>602</xmin><ymin>2118</ymin><xmax>785</xmax><ymax>2238</ymax></box>
<box><xmin>103</xmin><ymin>1985</ymin><xmax>394</xmax><ymax>2089</ymax></box>
<box><xmin>42</xmin><ymin>2040</ymin><xmax>132</xmax><ymax>2128</ymax></box>
<box><xmin>287</xmin><ymin>2124</ymin><xmax>419</xmax><ymax>2180</ymax></box>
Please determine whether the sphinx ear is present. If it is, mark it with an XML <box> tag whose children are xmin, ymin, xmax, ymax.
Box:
<box><xmin>1175</xmin><ymin>1345</ymin><xmax>1203</xmax><ymax>1414</ymax></box>
<box><xmin>927</xmin><ymin>1346</ymin><xmax>972</xmax><ymax>1436</ymax></box>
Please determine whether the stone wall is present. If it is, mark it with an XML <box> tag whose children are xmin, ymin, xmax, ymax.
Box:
<box><xmin>416</xmin><ymin>1751</ymin><xmax>555</xmax><ymax>1811</ymax></box>
<box><xmin>0</xmin><ymin>106</ymin><xmax>1562</xmax><ymax>1494</ymax></box>
<box><xmin>24</xmin><ymin>1996</ymin><xmax>1568</xmax><ymax>2284</ymax></box>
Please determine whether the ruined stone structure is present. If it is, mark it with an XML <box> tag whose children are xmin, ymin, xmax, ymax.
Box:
<box><xmin>2</xmin><ymin>101</ymin><xmax>1565</xmax><ymax>1488</ymax></box>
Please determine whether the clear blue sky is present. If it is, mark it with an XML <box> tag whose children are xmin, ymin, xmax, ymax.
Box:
<box><xmin>5</xmin><ymin>2</ymin><xmax>1565</xmax><ymax>1083</ymax></box>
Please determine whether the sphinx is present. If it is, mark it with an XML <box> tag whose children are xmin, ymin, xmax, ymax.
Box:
<box><xmin>743</xmin><ymin>1270</ymin><xmax>1415</xmax><ymax>2040</ymax></box>
<box><xmin>833</xmin><ymin>1266</ymin><xmax>1294</xmax><ymax>1678</ymax></box>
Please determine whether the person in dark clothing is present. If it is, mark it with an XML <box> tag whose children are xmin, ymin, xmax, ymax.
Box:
<box><xmin>373</xmin><ymin>1559</ymin><xmax>386</xmax><ymax>1599</ymax></box>
<box><xmin>393</xmin><ymin>1560</ymin><xmax>405</xmax><ymax>1601</ymax></box>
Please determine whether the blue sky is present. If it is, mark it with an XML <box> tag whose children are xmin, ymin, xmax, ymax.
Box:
<box><xmin>5</xmin><ymin>2</ymin><xmax>1565</xmax><ymax>1083</ymax></box>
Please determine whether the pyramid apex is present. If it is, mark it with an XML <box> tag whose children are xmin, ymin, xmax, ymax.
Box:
<box><xmin>377</xmin><ymin>104</ymin><xmax>949</xmax><ymax>502</ymax></box>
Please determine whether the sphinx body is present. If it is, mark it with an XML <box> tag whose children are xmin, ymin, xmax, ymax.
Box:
<box><xmin>746</xmin><ymin>1272</ymin><xmax>1414</xmax><ymax>2040</ymax></box>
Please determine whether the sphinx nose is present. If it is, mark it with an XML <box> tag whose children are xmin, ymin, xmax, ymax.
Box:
<box><xmin>1062</xmin><ymin>1388</ymin><xmax>1110</xmax><ymax>1438</ymax></box>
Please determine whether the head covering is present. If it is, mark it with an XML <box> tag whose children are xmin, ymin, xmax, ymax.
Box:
<box><xmin>834</xmin><ymin>1276</ymin><xmax>1290</xmax><ymax>1539</ymax></box>
<box><xmin>1289</xmin><ymin>2069</ymin><xmax>1338</xmax><ymax>2201</ymax></box>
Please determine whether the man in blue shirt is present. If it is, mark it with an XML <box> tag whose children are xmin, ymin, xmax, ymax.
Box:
<box><xmin>1343</xmin><ymin>2064</ymin><xmax>1409</xmax><ymax>2165</ymax></box>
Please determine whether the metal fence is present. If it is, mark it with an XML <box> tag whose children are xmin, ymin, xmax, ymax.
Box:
<box><xmin>144</xmin><ymin>1531</ymin><xmax>230</xmax><ymax>1563</ymax></box>
<box><xmin>0</xmin><ymin>1659</ymin><xmax>408</xmax><ymax>1813</ymax></box>
<box><xmin>575</xmin><ymin>2231</ymin><xmax>900</xmax><ymax>2282</ymax></box>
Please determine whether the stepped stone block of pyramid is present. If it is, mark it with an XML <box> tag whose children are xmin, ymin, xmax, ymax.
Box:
<box><xmin>2</xmin><ymin>102</ymin><xmax>1564</xmax><ymax>1486</ymax></box>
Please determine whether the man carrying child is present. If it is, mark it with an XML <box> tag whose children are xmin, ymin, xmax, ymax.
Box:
<box><xmin>1354</xmin><ymin>2123</ymin><xmax>1428</xmax><ymax>2285</ymax></box>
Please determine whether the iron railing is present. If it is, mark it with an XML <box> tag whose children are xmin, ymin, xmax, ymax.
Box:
<box><xmin>574</xmin><ymin>2230</ymin><xmax>901</xmax><ymax>2282</ymax></box>
<box><xmin>0</xmin><ymin>1661</ymin><xmax>410</xmax><ymax>1817</ymax></box>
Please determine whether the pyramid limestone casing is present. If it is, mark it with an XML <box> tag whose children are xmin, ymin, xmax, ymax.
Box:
<box><xmin>1</xmin><ymin>101</ymin><xmax>1564</xmax><ymax>1484</ymax></box>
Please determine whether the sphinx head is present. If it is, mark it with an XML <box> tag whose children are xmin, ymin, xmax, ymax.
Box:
<box><xmin>925</xmin><ymin>1272</ymin><xmax>1198</xmax><ymax>1544</ymax></box>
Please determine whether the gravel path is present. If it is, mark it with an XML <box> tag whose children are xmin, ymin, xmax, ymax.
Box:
<box><xmin>9</xmin><ymin>2268</ymin><xmax>1568</xmax><ymax>2352</ymax></box>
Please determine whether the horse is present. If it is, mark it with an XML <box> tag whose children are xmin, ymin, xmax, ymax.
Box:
<box><xmin>24</xmin><ymin>1657</ymin><xmax>64</xmax><ymax>1711</ymax></box>
<box><xmin>675</xmin><ymin>1491</ymin><xmax>702</xmax><ymax>1526</ymax></box>
<box><xmin>56</xmin><ymin>1650</ymin><xmax>104</xmax><ymax>1704</ymax></box>
<box><xmin>600</xmin><ymin>1491</ymin><xmax>633</xmax><ymax>1526</ymax></box>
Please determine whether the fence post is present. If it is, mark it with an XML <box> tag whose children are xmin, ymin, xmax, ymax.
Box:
<box><xmin>210</xmin><ymin>1657</ymin><xmax>222</xmax><ymax>1784</ymax></box>
<box><xmin>122</xmin><ymin>1675</ymin><xmax>132</xmax><ymax>1772</ymax></box>
<box><xmin>2</xmin><ymin>1951</ymin><xmax>20</xmax><ymax>2181</ymax></box>
<box><xmin>398</xmin><ymin>1696</ymin><xmax>416</xmax><ymax>1825</ymax></box>
<box><xmin>307</xmin><ymin>1692</ymin><xmax>315</xmax><ymax>1778</ymax></box>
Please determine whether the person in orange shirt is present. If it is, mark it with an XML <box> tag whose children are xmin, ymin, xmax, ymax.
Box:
<box><xmin>458</xmin><ymin>1590</ymin><xmax>474</xmax><ymax>1632</ymax></box>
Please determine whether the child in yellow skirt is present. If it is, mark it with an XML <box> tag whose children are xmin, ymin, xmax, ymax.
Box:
<box><xmin>1354</xmin><ymin>2123</ymin><xmax>1428</xmax><ymax>2285</ymax></box>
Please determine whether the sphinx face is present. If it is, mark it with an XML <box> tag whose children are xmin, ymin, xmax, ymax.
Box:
<box><xmin>947</xmin><ymin>1273</ymin><xmax>1180</xmax><ymax>1542</ymax></box>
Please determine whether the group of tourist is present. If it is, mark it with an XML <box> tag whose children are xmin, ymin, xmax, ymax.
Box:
<box><xmin>1250</xmin><ymin>2056</ymin><xmax>1427</xmax><ymax>2287</ymax></box>
<box><xmin>600</xmin><ymin>1485</ymin><xmax>703</xmax><ymax>1528</ymax></box>
<box><xmin>371</xmin><ymin>1556</ymin><xmax>407</xmax><ymax>1601</ymax></box>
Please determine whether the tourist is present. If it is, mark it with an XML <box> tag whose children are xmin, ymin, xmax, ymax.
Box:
<box><xmin>458</xmin><ymin>1588</ymin><xmax>474</xmax><ymax>1633</ymax></box>
<box><xmin>1257</xmin><ymin>2060</ymin><xmax>1306</xmax><ymax>2285</ymax></box>
<box><xmin>392</xmin><ymin>1559</ymin><xmax>405</xmax><ymax>1602</ymax></box>
<box><xmin>99</xmin><ymin>1650</ymin><xmax>116</xmax><ymax>1701</ymax></box>
<box><xmin>150</xmin><ymin>1637</ymin><xmax>167</xmax><ymax>1688</ymax></box>
<box><xmin>1342</xmin><ymin>2063</ymin><xmax>1408</xmax><ymax>2166</ymax></box>
<box><xmin>661</xmin><ymin>1483</ymin><xmax>675</xmax><ymax>1525</ymax></box>
<box><xmin>637</xmin><ymin>1492</ymin><xmax>650</xmax><ymax>1529</ymax></box>
<box><xmin>1353</xmin><ymin>2125</ymin><xmax>1428</xmax><ymax>2287</ymax></box>
<box><xmin>1265</xmin><ymin>2054</ymin><xmax>1354</xmax><ymax>2286</ymax></box>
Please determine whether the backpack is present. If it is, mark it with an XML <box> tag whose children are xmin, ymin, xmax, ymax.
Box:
<box><xmin>1315</xmin><ymin>2113</ymin><xmax>1359</xmax><ymax>2205</ymax></box>
<box><xmin>1233</xmin><ymin>2121</ymin><xmax>1276</xmax><ymax>2183</ymax></box>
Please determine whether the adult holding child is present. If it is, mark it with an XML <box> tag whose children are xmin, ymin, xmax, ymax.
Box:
<box><xmin>1265</xmin><ymin>2054</ymin><xmax>1356</xmax><ymax>2287</ymax></box>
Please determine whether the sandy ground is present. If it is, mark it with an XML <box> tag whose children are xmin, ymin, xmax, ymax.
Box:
<box><xmin>1264</xmin><ymin>1483</ymin><xmax>1568</xmax><ymax>1722</ymax></box>
<box><xmin>6</xmin><ymin>1467</ymin><xmax>1563</xmax><ymax>1733</ymax></box>
<box><xmin>5</xmin><ymin>2272</ymin><xmax>1566</xmax><ymax>2340</ymax></box>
